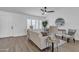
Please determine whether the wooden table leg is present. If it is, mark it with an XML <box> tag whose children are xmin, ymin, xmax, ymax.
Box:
<box><xmin>67</xmin><ymin>38</ymin><xmax>70</xmax><ymax>43</ymax></box>
<box><xmin>73</xmin><ymin>38</ymin><xmax>75</xmax><ymax>43</ymax></box>
<box><xmin>52</xmin><ymin>42</ymin><xmax>54</xmax><ymax>52</ymax></box>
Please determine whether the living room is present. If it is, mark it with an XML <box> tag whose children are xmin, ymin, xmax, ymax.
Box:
<box><xmin>1</xmin><ymin>0</ymin><xmax>79</xmax><ymax>59</ymax></box>
<box><xmin>0</xmin><ymin>7</ymin><xmax>79</xmax><ymax>52</ymax></box>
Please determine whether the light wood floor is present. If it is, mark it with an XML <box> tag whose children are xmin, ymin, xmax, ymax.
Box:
<box><xmin>0</xmin><ymin>36</ymin><xmax>79</xmax><ymax>52</ymax></box>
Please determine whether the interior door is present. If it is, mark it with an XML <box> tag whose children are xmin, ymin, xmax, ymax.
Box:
<box><xmin>0</xmin><ymin>15</ymin><xmax>13</xmax><ymax>38</ymax></box>
<box><xmin>0</xmin><ymin>12</ymin><xmax>27</xmax><ymax>38</ymax></box>
<box><xmin>12</xmin><ymin>14</ymin><xmax>27</xmax><ymax>37</ymax></box>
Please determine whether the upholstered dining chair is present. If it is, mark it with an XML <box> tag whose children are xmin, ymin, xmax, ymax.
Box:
<box><xmin>48</xmin><ymin>26</ymin><xmax>58</xmax><ymax>35</ymax></box>
<box><xmin>27</xmin><ymin>29</ymin><xmax>30</xmax><ymax>40</ymax></box>
<box><xmin>47</xmin><ymin>34</ymin><xmax>60</xmax><ymax>52</ymax></box>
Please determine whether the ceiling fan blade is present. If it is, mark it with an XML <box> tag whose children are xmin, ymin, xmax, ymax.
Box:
<box><xmin>41</xmin><ymin>9</ymin><xmax>44</xmax><ymax>12</ymax></box>
<box><xmin>47</xmin><ymin>11</ymin><xmax>55</xmax><ymax>13</ymax></box>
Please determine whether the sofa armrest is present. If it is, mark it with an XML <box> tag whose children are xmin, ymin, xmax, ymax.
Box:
<box><xmin>39</xmin><ymin>36</ymin><xmax>49</xmax><ymax>49</ymax></box>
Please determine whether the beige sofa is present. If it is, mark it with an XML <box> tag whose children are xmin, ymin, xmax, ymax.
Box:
<box><xmin>29</xmin><ymin>30</ymin><xmax>49</xmax><ymax>50</ymax></box>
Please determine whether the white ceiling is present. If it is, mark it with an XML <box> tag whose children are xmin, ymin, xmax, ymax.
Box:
<box><xmin>0</xmin><ymin>7</ymin><xmax>62</xmax><ymax>17</ymax></box>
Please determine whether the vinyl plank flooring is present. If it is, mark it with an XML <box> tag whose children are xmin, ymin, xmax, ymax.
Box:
<box><xmin>0</xmin><ymin>36</ymin><xmax>79</xmax><ymax>52</ymax></box>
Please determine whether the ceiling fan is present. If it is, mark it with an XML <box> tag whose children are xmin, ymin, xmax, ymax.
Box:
<box><xmin>41</xmin><ymin>7</ymin><xmax>55</xmax><ymax>15</ymax></box>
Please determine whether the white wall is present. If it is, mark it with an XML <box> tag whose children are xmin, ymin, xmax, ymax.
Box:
<box><xmin>0</xmin><ymin>11</ymin><xmax>27</xmax><ymax>38</ymax></box>
<box><xmin>11</xmin><ymin>13</ymin><xmax>27</xmax><ymax>37</ymax></box>
<box><xmin>47</xmin><ymin>7</ymin><xmax>79</xmax><ymax>40</ymax></box>
<box><xmin>0</xmin><ymin>10</ymin><xmax>44</xmax><ymax>38</ymax></box>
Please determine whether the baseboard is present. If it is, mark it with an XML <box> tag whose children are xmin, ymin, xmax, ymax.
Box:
<box><xmin>0</xmin><ymin>34</ymin><xmax>27</xmax><ymax>39</ymax></box>
<box><xmin>12</xmin><ymin>34</ymin><xmax>27</xmax><ymax>37</ymax></box>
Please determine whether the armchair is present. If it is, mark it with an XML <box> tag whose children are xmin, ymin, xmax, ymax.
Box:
<box><xmin>64</xmin><ymin>29</ymin><xmax>76</xmax><ymax>43</ymax></box>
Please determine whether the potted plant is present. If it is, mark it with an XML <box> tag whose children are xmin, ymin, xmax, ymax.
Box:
<box><xmin>42</xmin><ymin>20</ymin><xmax>48</xmax><ymax>31</ymax></box>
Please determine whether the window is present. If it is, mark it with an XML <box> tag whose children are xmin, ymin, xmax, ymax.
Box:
<box><xmin>27</xmin><ymin>18</ymin><xmax>42</xmax><ymax>30</ymax></box>
<box><xmin>27</xmin><ymin>19</ymin><xmax>31</xmax><ymax>29</ymax></box>
<box><xmin>32</xmin><ymin>20</ymin><xmax>36</xmax><ymax>30</ymax></box>
<box><xmin>39</xmin><ymin>20</ymin><xmax>42</xmax><ymax>30</ymax></box>
<box><xmin>36</xmin><ymin>20</ymin><xmax>39</xmax><ymax>29</ymax></box>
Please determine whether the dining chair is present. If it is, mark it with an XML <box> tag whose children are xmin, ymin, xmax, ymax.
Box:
<box><xmin>48</xmin><ymin>26</ymin><xmax>58</xmax><ymax>35</ymax></box>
